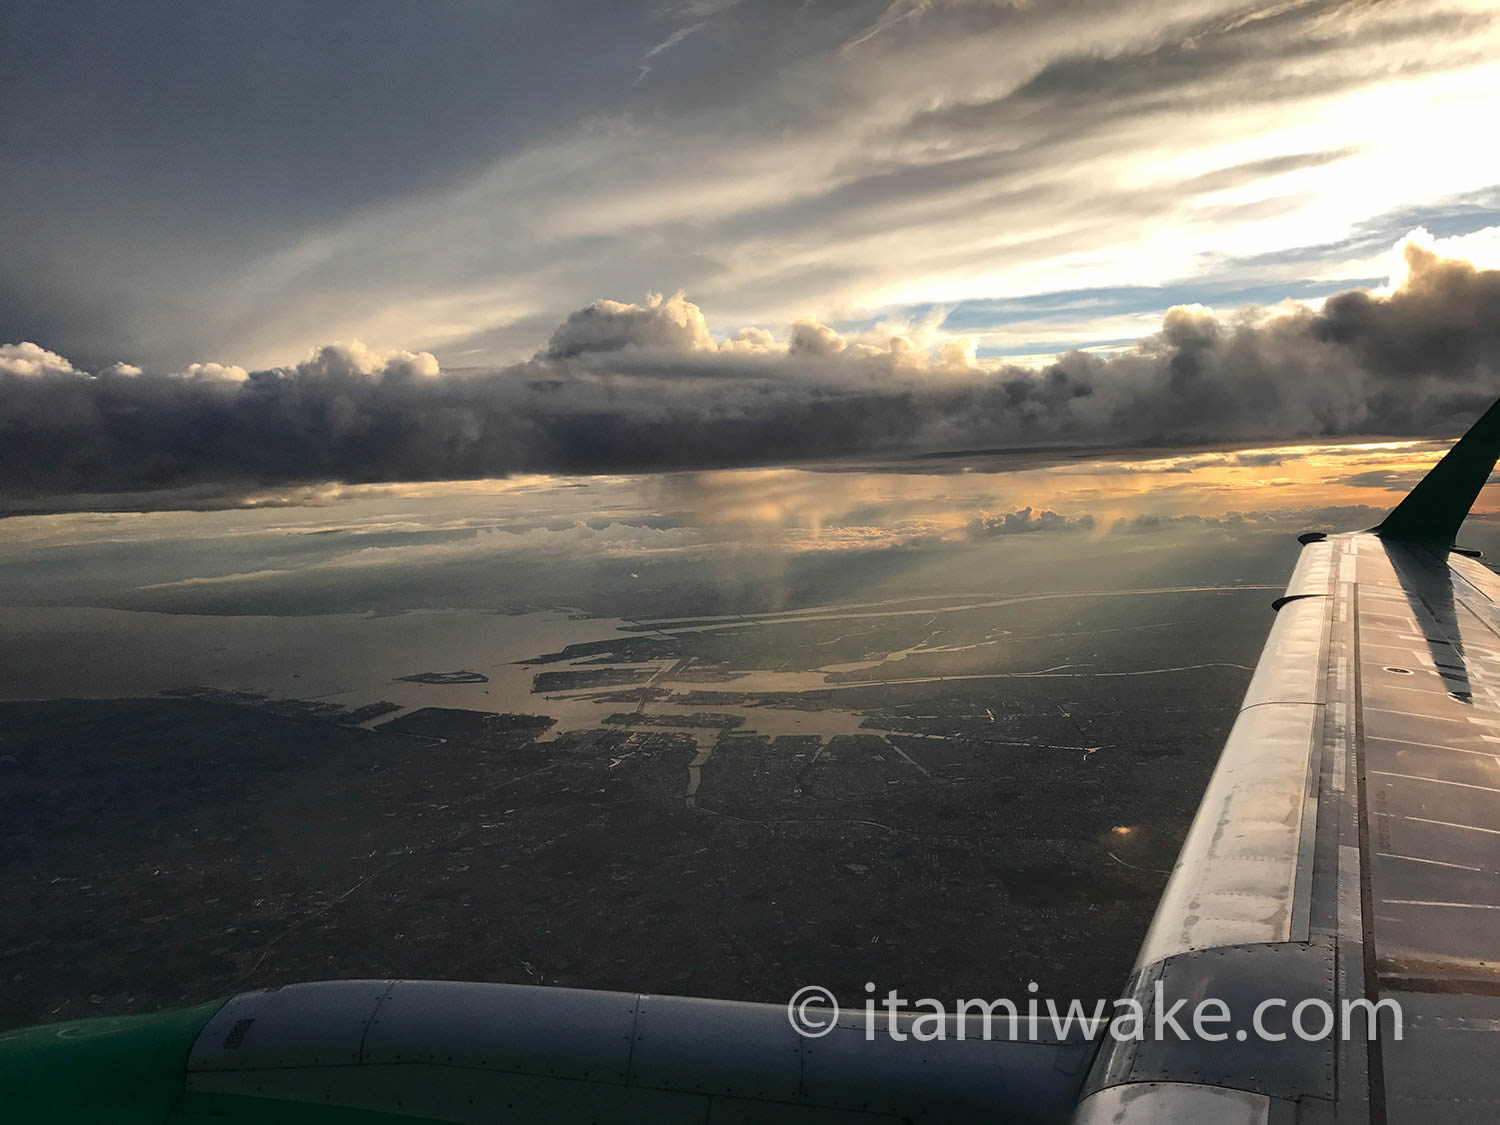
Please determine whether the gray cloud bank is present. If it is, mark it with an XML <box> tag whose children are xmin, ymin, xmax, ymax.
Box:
<box><xmin>965</xmin><ymin>504</ymin><xmax>1396</xmax><ymax>540</ymax></box>
<box><xmin>3</xmin><ymin>246</ymin><xmax>1499</xmax><ymax>504</ymax></box>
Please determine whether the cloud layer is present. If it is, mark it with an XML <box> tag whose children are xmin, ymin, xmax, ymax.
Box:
<box><xmin>3</xmin><ymin>244</ymin><xmax>1500</xmax><ymax>503</ymax></box>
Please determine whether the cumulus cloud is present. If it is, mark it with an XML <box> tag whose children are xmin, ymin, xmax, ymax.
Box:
<box><xmin>544</xmin><ymin>292</ymin><xmax>716</xmax><ymax>359</ymax></box>
<box><xmin>178</xmin><ymin>362</ymin><xmax>249</xmax><ymax>382</ymax></box>
<box><xmin>789</xmin><ymin>318</ymin><xmax>847</xmax><ymax>356</ymax></box>
<box><xmin>719</xmin><ymin>326</ymin><xmax>779</xmax><ymax>355</ymax></box>
<box><xmin>0</xmin><ymin>342</ymin><xmax>79</xmax><ymax>379</ymax></box>
<box><xmin>967</xmin><ymin>507</ymin><xmax>1094</xmax><ymax>537</ymax></box>
<box><xmin>5</xmin><ymin>246</ymin><xmax>1500</xmax><ymax>504</ymax></box>
<box><xmin>937</xmin><ymin>337</ymin><xmax>978</xmax><ymax>371</ymax></box>
<box><xmin>276</xmin><ymin>341</ymin><xmax>440</xmax><ymax>380</ymax></box>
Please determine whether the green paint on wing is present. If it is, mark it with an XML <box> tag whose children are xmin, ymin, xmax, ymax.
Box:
<box><xmin>0</xmin><ymin>1002</ymin><xmax>225</xmax><ymax>1124</ymax></box>
<box><xmin>0</xmin><ymin>1003</ymin><xmax>448</xmax><ymax>1123</ymax></box>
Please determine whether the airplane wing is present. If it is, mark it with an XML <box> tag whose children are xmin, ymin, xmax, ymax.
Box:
<box><xmin>5</xmin><ymin>402</ymin><xmax>1500</xmax><ymax>1124</ymax></box>
<box><xmin>1077</xmin><ymin>396</ymin><xmax>1500</xmax><ymax>1124</ymax></box>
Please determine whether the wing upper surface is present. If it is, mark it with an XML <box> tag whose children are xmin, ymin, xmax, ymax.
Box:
<box><xmin>1351</xmin><ymin>537</ymin><xmax>1500</xmax><ymax>1123</ymax></box>
<box><xmin>1078</xmin><ymin>533</ymin><xmax>1500</xmax><ymax>1124</ymax></box>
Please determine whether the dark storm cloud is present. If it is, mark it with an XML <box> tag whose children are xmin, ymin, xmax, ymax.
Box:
<box><xmin>4</xmin><ymin>247</ymin><xmax>1500</xmax><ymax>505</ymax></box>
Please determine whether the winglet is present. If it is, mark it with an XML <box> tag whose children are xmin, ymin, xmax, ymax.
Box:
<box><xmin>1375</xmin><ymin>396</ymin><xmax>1500</xmax><ymax>545</ymax></box>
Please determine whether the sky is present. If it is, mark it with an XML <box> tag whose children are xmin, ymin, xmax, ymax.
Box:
<box><xmin>4</xmin><ymin>0</ymin><xmax>1500</xmax><ymax>503</ymax></box>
